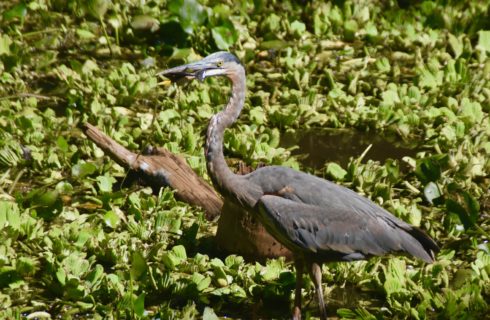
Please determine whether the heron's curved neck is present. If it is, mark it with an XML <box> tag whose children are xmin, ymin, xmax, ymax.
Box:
<box><xmin>205</xmin><ymin>65</ymin><xmax>246</xmax><ymax>194</ymax></box>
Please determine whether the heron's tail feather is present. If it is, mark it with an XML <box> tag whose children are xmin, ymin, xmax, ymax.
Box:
<box><xmin>402</xmin><ymin>227</ymin><xmax>439</xmax><ymax>263</ymax></box>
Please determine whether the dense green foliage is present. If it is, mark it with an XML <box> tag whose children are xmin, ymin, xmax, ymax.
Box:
<box><xmin>1</xmin><ymin>0</ymin><xmax>489</xmax><ymax>318</ymax></box>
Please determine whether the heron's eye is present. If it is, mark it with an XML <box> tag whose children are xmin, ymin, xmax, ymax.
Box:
<box><xmin>216</xmin><ymin>61</ymin><xmax>223</xmax><ymax>67</ymax></box>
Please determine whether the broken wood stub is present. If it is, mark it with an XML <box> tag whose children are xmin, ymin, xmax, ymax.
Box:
<box><xmin>82</xmin><ymin>122</ymin><xmax>292</xmax><ymax>261</ymax></box>
<box><xmin>83</xmin><ymin>122</ymin><xmax>222</xmax><ymax>220</ymax></box>
<box><xmin>216</xmin><ymin>201</ymin><xmax>293</xmax><ymax>260</ymax></box>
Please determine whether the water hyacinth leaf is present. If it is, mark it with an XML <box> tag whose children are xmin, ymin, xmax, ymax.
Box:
<box><xmin>261</xmin><ymin>259</ymin><xmax>283</xmax><ymax>281</ymax></box>
<box><xmin>344</xmin><ymin>20</ymin><xmax>358</xmax><ymax>41</ymax></box>
<box><xmin>16</xmin><ymin>257</ymin><xmax>37</xmax><ymax>276</ymax></box>
<box><xmin>459</xmin><ymin>98</ymin><xmax>483</xmax><ymax>125</ymax></box>
<box><xmin>262</xmin><ymin>13</ymin><xmax>281</xmax><ymax>33</ymax></box>
<box><xmin>96</xmin><ymin>175</ymin><xmax>116</xmax><ymax>193</ymax></box>
<box><xmin>0</xmin><ymin>144</ymin><xmax>21</xmax><ymax>167</ymax></box>
<box><xmin>259</xmin><ymin>40</ymin><xmax>290</xmax><ymax>50</ymax></box>
<box><xmin>418</xmin><ymin>66</ymin><xmax>442</xmax><ymax>89</ymax></box>
<box><xmin>225</xmin><ymin>255</ymin><xmax>244</xmax><ymax>268</ymax></box>
<box><xmin>107</xmin><ymin>273</ymin><xmax>124</xmax><ymax>295</ymax></box>
<box><xmin>3</xmin><ymin>3</ymin><xmax>27</xmax><ymax>22</ymax></box>
<box><xmin>183</xmin><ymin>124</ymin><xmax>197</xmax><ymax>151</ymax></box>
<box><xmin>72</xmin><ymin>162</ymin><xmax>97</xmax><ymax>178</ymax></box>
<box><xmin>172</xmin><ymin>245</ymin><xmax>187</xmax><ymax>260</ymax></box>
<box><xmin>192</xmin><ymin>272</ymin><xmax>211</xmax><ymax>291</ymax></box>
<box><xmin>424</xmin><ymin>182</ymin><xmax>442</xmax><ymax>204</ymax></box>
<box><xmin>336</xmin><ymin>308</ymin><xmax>357</xmax><ymax>318</ymax></box>
<box><xmin>408</xmin><ymin>204</ymin><xmax>422</xmax><ymax>227</ymax></box>
<box><xmin>454</xmin><ymin>120</ymin><xmax>465</xmax><ymax>139</ymax></box>
<box><xmin>159</xmin><ymin>109</ymin><xmax>180</xmax><ymax>123</ymax></box>
<box><xmin>134</xmin><ymin>292</ymin><xmax>145</xmax><ymax>317</ymax></box>
<box><xmin>212</xmin><ymin>3</ymin><xmax>232</xmax><ymax>19</ymax></box>
<box><xmin>162</xmin><ymin>245</ymin><xmax>187</xmax><ymax>270</ymax></box>
<box><xmin>162</xmin><ymin>252</ymin><xmax>179</xmax><ymax>270</ymax></box>
<box><xmin>86</xmin><ymin>264</ymin><xmax>104</xmax><ymax>286</ymax></box>
<box><xmin>383</xmin><ymin>259</ymin><xmax>407</xmax><ymax>298</ymax></box>
<box><xmin>250</xmin><ymin>107</ymin><xmax>266</xmax><ymax>125</ymax></box>
<box><xmin>56</xmin><ymin>136</ymin><xmax>69</xmax><ymax>154</ymax></box>
<box><xmin>131</xmin><ymin>15</ymin><xmax>160</xmax><ymax>32</ymax></box>
<box><xmin>452</xmin><ymin>268</ymin><xmax>473</xmax><ymax>289</ymax></box>
<box><xmin>290</xmin><ymin>20</ymin><xmax>306</xmax><ymax>37</ymax></box>
<box><xmin>203</xmin><ymin>307</ymin><xmax>219</xmax><ymax>320</ymax></box>
<box><xmin>76</xmin><ymin>29</ymin><xmax>96</xmax><ymax>40</ymax></box>
<box><xmin>75</xmin><ymin>301</ymin><xmax>94</xmax><ymax>311</ymax></box>
<box><xmin>441</xmin><ymin>125</ymin><xmax>456</xmax><ymax>142</ymax></box>
<box><xmin>0</xmin><ymin>201</ymin><xmax>20</xmax><ymax>229</ymax></box>
<box><xmin>446</xmin><ymin>199</ymin><xmax>474</xmax><ymax>229</ymax></box>
<box><xmin>365</xmin><ymin>22</ymin><xmax>379</xmax><ymax>43</ymax></box>
<box><xmin>211</xmin><ymin>25</ymin><xmax>237</xmax><ymax>50</ymax></box>
<box><xmin>381</xmin><ymin>89</ymin><xmax>400</xmax><ymax>107</ymax></box>
<box><xmin>128</xmin><ymin>192</ymin><xmax>141</xmax><ymax>209</ymax></box>
<box><xmin>62</xmin><ymin>252</ymin><xmax>90</xmax><ymax>279</ymax></box>
<box><xmin>462</xmin><ymin>192</ymin><xmax>479</xmax><ymax>223</ymax></box>
<box><xmin>0</xmin><ymin>206</ymin><xmax>6</xmax><ymax>229</ymax></box>
<box><xmin>269</xmin><ymin>129</ymin><xmax>281</xmax><ymax>148</ymax></box>
<box><xmin>415</xmin><ymin>155</ymin><xmax>446</xmax><ymax>183</ymax></box>
<box><xmin>376</xmin><ymin>57</ymin><xmax>391</xmax><ymax>73</ymax></box>
<box><xmin>169</xmin><ymin>0</ymin><xmax>207</xmax><ymax>34</ymax></box>
<box><xmin>337</xmin><ymin>308</ymin><xmax>376</xmax><ymax>319</ymax></box>
<box><xmin>103</xmin><ymin>210</ymin><xmax>120</xmax><ymax>229</ymax></box>
<box><xmin>170</xmin><ymin>217</ymin><xmax>182</xmax><ymax>234</ymax></box>
<box><xmin>56</xmin><ymin>181</ymin><xmax>74</xmax><ymax>193</ymax></box>
<box><xmin>108</xmin><ymin>15</ymin><xmax>121</xmax><ymax>30</ymax></box>
<box><xmin>384</xmin><ymin>159</ymin><xmax>400</xmax><ymax>183</ymax></box>
<box><xmin>408</xmin><ymin>86</ymin><xmax>421</xmax><ymax>101</ymax></box>
<box><xmin>85</xmin><ymin>0</ymin><xmax>110</xmax><ymax>19</ymax></box>
<box><xmin>6</xmin><ymin>208</ymin><xmax>20</xmax><ymax>232</ymax></box>
<box><xmin>31</xmin><ymin>189</ymin><xmax>59</xmax><ymax>208</ymax></box>
<box><xmin>25</xmin><ymin>311</ymin><xmax>51</xmax><ymax>319</ymax></box>
<box><xmin>82</xmin><ymin>60</ymin><xmax>99</xmax><ymax>75</ymax></box>
<box><xmin>56</xmin><ymin>267</ymin><xmax>66</xmax><ymax>286</ymax></box>
<box><xmin>448</xmin><ymin>33</ymin><xmax>463</xmax><ymax>58</ymax></box>
<box><xmin>213</xmin><ymin>267</ymin><xmax>228</xmax><ymax>287</ymax></box>
<box><xmin>0</xmin><ymin>34</ymin><xmax>12</xmax><ymax>56</ymax></box>
<box><xmin>477</xmin><ymin>30</ymin><xmax>490</xmax><ymax>52</ymax></box>
<box><xmin>131</xmin><ymin>251</ymin><xmax>147</xmax><ymax>280</ymax></box>
<box><xmin>75</xmin><ymin>230</ymin><xmax>92</xmax><ymax>247</ymax></box>
<box><xmin>210</xmin><ymin>258</ymin><xmax>228</xmax><ymax>286</ymax></box>
<box><xmin>117</xmin><ymin>292</ymin><xmax>134</xmax><ymax>312</ymax></box>
<box><xmin>325</xmin><ymin>162</ymin><xmax>347</xmax><ymax>180</ymax></box>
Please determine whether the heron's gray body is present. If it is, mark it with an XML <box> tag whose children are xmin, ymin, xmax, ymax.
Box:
<box><xmin>159</xmin><ymin>51</ymin><xmax>438</xmax><ymax>320</ymax></box>
<box><xmin>218</xmin><ymin>165</ymin><xmax>436</xmax><ymax>264</ymax></box>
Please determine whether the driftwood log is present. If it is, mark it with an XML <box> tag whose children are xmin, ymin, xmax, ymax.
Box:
<box><xmin>83</xmin><ymin>123</ymin><xmax>292</xmax><ymax>261</ymax></box>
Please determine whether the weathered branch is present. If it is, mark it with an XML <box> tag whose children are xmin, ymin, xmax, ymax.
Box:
<box><xmin>83</xmin><ymin>122</ymin><xmax>222</xmax><ymax>220</ymax></box>
<box><xmin>82</xmin><ymin>122</ymin><xmax>292</xmax><ymax>261</ymax></box>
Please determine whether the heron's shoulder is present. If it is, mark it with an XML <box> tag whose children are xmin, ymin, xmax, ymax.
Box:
<box><xmin>246</xmin><ymin>165</ymin><xmax>325</xmax><ymax>182</ymax></box>
<box><xmin>246</xmin><ymin>165</ymin><xmax>395</xmax><ymax>219</ymax></box>
<box><xmin>246</xmin><ymin>165</ymin><xmax>348</xmax><ymax>194</ymax></box>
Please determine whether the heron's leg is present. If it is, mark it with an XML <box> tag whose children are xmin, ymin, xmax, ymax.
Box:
<box><xmin>293</xmin><ymin>259</ymin><xmax>304</xmax><ymax>320</ymax></box>
<box><xmin>309</xmin><ymin>262</ymin><xmax>327</xmax><ymax>320</ymax></box>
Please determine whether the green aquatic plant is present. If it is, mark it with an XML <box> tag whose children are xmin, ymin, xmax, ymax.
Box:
<box><xmin>0</xmin><ymin>0</ymin><xmax>489</xmax><ymax>318</ymax></box>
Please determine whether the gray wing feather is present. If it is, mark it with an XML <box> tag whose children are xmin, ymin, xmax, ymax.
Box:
<box><xmin>257</xmin><ymin>195</ymin><xmax>399</xmax><ymax>258</ymax></box>
<box><xmin>248</xmin><ymin>166</ymin><xmax>438</xmax><ymax>262</ymax></box>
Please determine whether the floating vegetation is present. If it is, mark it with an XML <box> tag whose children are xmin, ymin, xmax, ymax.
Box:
<box><xmin>0</xmin><ymin>0</ymin><xmax>489</xmax><ymax>319</ymax></box>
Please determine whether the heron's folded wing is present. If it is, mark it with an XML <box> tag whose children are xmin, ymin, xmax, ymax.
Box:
<box><xmin>256</xmin><ymin>194</ymin><xmax>428</xmax><ymax>260</ymax></box>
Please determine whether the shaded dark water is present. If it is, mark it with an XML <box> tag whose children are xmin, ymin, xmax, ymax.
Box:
<box><xmin>280</xmin><ymin>128</ymin><xmax>419</xmax><ymax>169</ymax></box>
<box><xmin>216</xmin><ymin>283</ymin><xmax>384</xmax><ymax>320</ymax></box>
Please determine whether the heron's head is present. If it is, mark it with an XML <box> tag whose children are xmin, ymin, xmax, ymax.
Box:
<box><xmin>158</xmin><ymin>51</ymin><xmax>243</xmax><ymax>83</ymax></box>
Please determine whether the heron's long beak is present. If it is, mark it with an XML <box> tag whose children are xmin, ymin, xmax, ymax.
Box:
<box><xmin>157</xmin><ymin>60</ymin><xmax>220</xmax><ymax>83</ymax></box>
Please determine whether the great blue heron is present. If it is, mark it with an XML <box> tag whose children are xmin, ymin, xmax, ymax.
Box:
<box><xmin>159</xmin><ymin>52</ymin><xmax>439</xmax><ymax>320</ymax></box>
